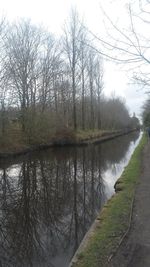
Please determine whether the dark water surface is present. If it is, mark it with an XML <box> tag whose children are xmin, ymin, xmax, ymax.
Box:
<box><xmin>0</xmin><ymin>131</ymin><xmax>142</xmax><ymax>267</ymax></box>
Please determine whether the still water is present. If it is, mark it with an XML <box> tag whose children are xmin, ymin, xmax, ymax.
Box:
<box><xmin>0</xmin><ymin>131</ymin><xmax>142</xmax><ymax>267</ymax></box>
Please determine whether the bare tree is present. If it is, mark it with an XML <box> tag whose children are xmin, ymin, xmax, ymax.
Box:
<box><xmin>94</xmin><ymin>56</ymin><xmax>104</xmax><ymax>129</ymax></box>
<box><xmin>79</xmin><ymin>31</ymin><xmax>88</xmax><ymax>130</ymax></box>
<box><xmin>0</xmin><ymin>18</ymin><xmax>9</xmax><ymax>137</ymax></box>
<box><xmin>88</xmin><ymin>1</ymin><xmax>150</xmax><ymax>88</ymax></box>
<box><xmin>0</xmin><ymin>13</ymin><xmax>135</xmax><ymax>147</ymax></box>
<box><xmin>63</xmin><ymin>9</ymin><xmax>82</xmax><ymax>130</ymax></box>
<box><xmin>39</xmin><ymin>34</ymin><xmax>62</xmax><ymax>113</ymax></box>
<box><xmin>87</xmin><ymin>49</ymin><xmax>96</xmax><ymax>129</ymax></box>
<box><xmin>39</xmin><ymin>34</ymin><xmax>55</xmax><ymax>113</ymax></box>
<box><xmin>5</xmin><ymin>20</ymin><xmax>42</xmax><ymax>132</ymax></box>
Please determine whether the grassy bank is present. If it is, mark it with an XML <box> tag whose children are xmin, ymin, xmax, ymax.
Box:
<box><xmin>75</xmin><ymin>129</ymin><xmax>121</xmax><ymax>142</ymax></box>
<box><xmin>0</xmin><ymin>128</ymin><xmax>125</xmax><ymax>155</ymax></box>
<box><xmin>71</xmin><ymin>133</ymin><xmax>146</xmax><ymax>267</ymax></box>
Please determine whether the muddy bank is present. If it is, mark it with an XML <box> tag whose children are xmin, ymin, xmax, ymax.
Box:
<box><xmin>0</xmin><ymin>129</ymin><xmax>138</xmax><ymax>159</ymax></box>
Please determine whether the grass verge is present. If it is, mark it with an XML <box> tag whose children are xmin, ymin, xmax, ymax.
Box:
<box><xmin>0</xmin><ymin>128</ymin><xmax>122</xmax><ymax>154</ymax></box>
<box><xmin>72</xmin><ymin>133</ymin><xmax>146</xmax><ymax>267</ymax></box>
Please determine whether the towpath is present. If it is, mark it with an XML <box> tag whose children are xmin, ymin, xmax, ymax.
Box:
<box><xmin>110</xmin><ymin>141</ymin><xmax>150</xmax><ymax>267</ymax></box>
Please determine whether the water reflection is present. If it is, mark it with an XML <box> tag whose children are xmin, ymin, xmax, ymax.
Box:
<box><xmin>0</xmin><ymin>131</ymin><xmax>141</xmax><ymax>267</ymax></box>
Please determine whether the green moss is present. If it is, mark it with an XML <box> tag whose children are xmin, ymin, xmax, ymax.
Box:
<box><xmin>73</xmin><ymin>133</ymin><xmax>146</xmax><ymax>267</ymax></box>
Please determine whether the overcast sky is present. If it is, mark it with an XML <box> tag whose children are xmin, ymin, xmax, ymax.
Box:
<box><xmin>0</xmin><ymin>0</ymin><xmax>147</xmax><ymax>118</ymax></box>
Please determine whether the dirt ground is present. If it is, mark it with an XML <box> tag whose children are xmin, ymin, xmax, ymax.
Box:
<box><xmin>109</xmin><ymin>141</ymin><xmax>150</xmax><ymax>267</ymax></box>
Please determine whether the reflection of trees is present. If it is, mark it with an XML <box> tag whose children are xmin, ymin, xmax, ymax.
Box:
<box><xmin>0</xmin><ymin>162</ymin><xmax>52</xmax><ymax>267</ymax></box>
<box><xmin>0</xmin><ymin>131</ymin><xmax>140</xmax><ymax>267</ymax></box>
<box><xmin>97</xmin><ymin>131</ymin><xmax>140</xmax><ymax>171</ymax></box>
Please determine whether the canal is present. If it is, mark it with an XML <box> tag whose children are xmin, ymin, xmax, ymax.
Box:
<box><xmin>0</xmin><ymin>131</ymin><xmax>141</xmax><ymax>267</ymax></box>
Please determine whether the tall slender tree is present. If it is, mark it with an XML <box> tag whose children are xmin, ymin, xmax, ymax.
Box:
<box><xmin>63</xmin><ymin>9</ymin><xmax>82</xmax><ymax>130</ymax></box>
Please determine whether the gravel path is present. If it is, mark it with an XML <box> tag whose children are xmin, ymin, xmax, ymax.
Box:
<box><xmin>110</xmin><ymin>141</ymin><xmax>150</xmax><ymax>267</ymax></box>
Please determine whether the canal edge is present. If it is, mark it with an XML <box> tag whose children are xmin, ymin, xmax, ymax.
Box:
<box><xmin>0</xmin><ymin>129</ymin><xmax>137</xmax><ymax>159</ymax></box>
<box><xmin>69</xmin><ymin>132</ymin><xmax>146</xmax><ymax>267</ymax></box>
